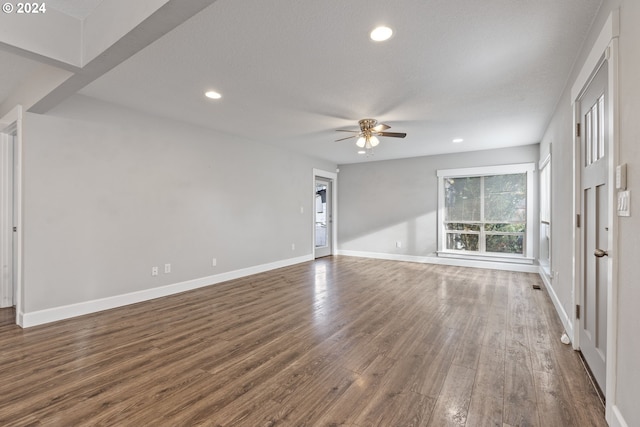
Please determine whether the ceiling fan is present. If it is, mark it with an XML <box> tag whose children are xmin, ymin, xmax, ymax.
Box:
<box><xmin>335</xmin><ymin>118</ymin><xmax>406</xmax><ymax>151</ymax></box>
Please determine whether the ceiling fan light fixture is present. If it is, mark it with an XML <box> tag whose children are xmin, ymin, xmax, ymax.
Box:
<box><xmin>356</xmin><ymin>136</ymin><xmax>366</xmax><ymax>148</ymax></box>
<box><xmin>369</xmin><ymin>135</ymin><xmax>380</xmax><ymax>147</ymax></box>
<box><xmin>370</xmin><ymin>26</ymin><xmax>393</xmax><ymax>42</ymax></box>
<box><xmin>205</xmin><ymin>90</ymin><xmax>222</xmax><ymax>99</ymax></box>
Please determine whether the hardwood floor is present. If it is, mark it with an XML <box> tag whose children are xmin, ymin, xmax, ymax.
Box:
<box><xmin>0</xmin><ymin>256</ymin><xmax>607</xmax><ymax>426</ymax></box>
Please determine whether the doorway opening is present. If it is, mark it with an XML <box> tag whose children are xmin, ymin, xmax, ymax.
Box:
<box><xmin>313</xmin><ymin>169</ymin><xmax>337</xmax><ymax>259</ymax></box>
<box><xmin>314</xmin><ymin>179</ymin><xmax>331</xmax><ymax>257</ymax></box>
<box><xmin>0</xmin><ymin>105</ymin><xmax>23</xmax><ymax>326</ymax></box>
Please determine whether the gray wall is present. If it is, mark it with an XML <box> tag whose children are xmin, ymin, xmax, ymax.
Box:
<box><xmin>22</xmin><ymin>95</ymin><xmax>335</xmax><ymax>313</ymax></box>
<box><xmin>337</xmin><ymin>144</ymin><xmax>539</xmax><ymax>258</ymax></box>
<box><xmin>540</xmin><ymin>1</ymin><xmax>640</xmax><ymax>425</ymax></box>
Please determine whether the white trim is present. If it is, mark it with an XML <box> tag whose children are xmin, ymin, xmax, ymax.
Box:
<box><xmin>20</xmin><ymin>254</ymin><xmax>313</xmax><ymax>328</ymax></box>
<box><xmin>313</xmin><ymin>168</ymin><xmax>338</xmax><ymax>257</ymax></box>
<box><xmin>571</xmin><ymin>10</ymin><xmax>620</xmax><ymax>101</ymax></box>
<box><xmin>337</xmin><ymin>250</ymin><xmax>539</xmax><ymax>273</ymax></box>
<box><xmin>605</xmin><ymin>39</ymin><xmax>620</xmax><ymax>422</ymax></box>
<box><xmin>539</xmin><ymin>153</ymin><xmax>551</xmax><ymax>171</ymax></box>
<box><xmin>0</xmin><ymin>105</ymin><xmax>23</xmax><ymax>326</ymax></box>
<box><xmin>437</xmin><ymin>162</ymin><xmax>535</xmax><ymax>178</ymax></box>
<box><xmin>437</xmin><ymin>251</ymin><xmax>534</xmax><ymax>265</ymax></box>
<box><xmin>539</xmin><ymin>148</ymin><xmax>552</xmax><ymax>278</ymax></box>
<box><xmin>570</xmin><ymin>10</ymin><xmax>619</xmax><ymax>424</ymax></box>
<box><xmin>610</xmin><ymin>405</ymin><xmax>629</xmax><ymax>427</ymax></box>
<box><xmin>539</xmin><ymin>267</ymin><xmax>573</xmax><ymax>341</ymax></box>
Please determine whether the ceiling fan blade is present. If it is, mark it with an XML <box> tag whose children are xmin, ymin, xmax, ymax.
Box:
<box><xmin>335</xmin><ymin>135</ymin><xmax>359</xmax><ymax>142</ymax></box>
<box><xmin>377</xmin><ymin>131</ymin><xmax>407</xmax><ymax>138</ymax></box>
<box><xmin>372</xmin><ymin>123</ymin><xmax>391</xmax><ymax>132</ymax></box>
<box><xmin>335</xmin><ymin>129</ymin><xmax>359</xmax><ymax>132</ymax></box>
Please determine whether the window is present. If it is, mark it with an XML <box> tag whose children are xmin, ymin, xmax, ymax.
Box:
<box><xmin>539</xmin><ymin>153</ymin><xmax>551</xmax><ymax>276</ymax></box>
<box><xmin>437</xmin><ymin>163</ymin><xmax>535</xmax><ymax>262</ymax></box>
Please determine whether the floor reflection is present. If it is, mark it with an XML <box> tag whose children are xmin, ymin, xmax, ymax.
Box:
<box><xmin>313</xmin><ymin>262</ymin><xmax>329</xmax><ymax>327</ymax></box>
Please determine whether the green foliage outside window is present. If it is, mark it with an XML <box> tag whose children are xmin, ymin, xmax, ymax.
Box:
<box><xmin>444</xmin><ymin>173</ymin><xmax>526</xmax><ymax>255</ymax></box>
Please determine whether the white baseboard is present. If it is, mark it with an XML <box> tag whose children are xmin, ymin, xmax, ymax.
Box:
<box><xmin>21</xmin><ymin>254</ymin><xmax>313</xmax><ymax>328</ymax></box>
<box><xmin>337</xmin><ymin>250</ymin><xmax>539</xmax><ymax>273</ymax></box>
<box><xmin>538</xmin><ymin>266</ymin><xmax>574</xmax><ymax>343</ymax></box>
<box><xmin>610</xmin><ymin>405</ymin><xmax>629</xmax><ymax>427</ymax></box>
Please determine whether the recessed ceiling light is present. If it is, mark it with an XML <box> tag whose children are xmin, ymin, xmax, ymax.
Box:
<box><xmin>452</xmin><ymin>138</ymin><xmax>464</xmax><ymax>143</ymax></box>
<box><xmin>205</xmin><ymin>90</ymin><xmax>222</xmax><ymax>99</ymax></box>
<box><xmin>370</xmin><ymin>26</ymin><xmax>393</xmax><ymax>42</ymax></box>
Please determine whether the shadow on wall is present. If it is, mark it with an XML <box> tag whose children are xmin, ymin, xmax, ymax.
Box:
<box><xmin>338</xmin><ymin>212</ymin><xmax>438</xmax><ymax>256</ymax></box>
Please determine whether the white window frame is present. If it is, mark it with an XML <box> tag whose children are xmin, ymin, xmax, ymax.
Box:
<box><xmin>437</xmin><ymin>162</ymin><xmax>535</xmax><ymax>264</ymax></box>
<box><xmin>539</xmin><ymin>152</ymin><xmax>552</xmax><ymax>277</ymax></box>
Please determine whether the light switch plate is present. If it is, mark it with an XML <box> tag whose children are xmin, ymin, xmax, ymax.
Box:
<box><xmin>617</xmin><ymin>190</ymin><xmax>631</xmax><ymax>217</ymax></box>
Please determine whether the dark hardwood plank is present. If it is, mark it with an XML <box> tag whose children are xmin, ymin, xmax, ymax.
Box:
<box><xmin>426</xmin><ymin>363</ymin><xmax>475</xmax><ymax>426</ymax></box>
<box><xmin>466</xmin><ymin>391</ymin><xmax>503</xmax><ymax>427</ymax></box>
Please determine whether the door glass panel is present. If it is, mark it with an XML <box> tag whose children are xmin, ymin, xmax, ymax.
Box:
<box><xmin>315</xmin><ymin>183</ymin><xmax>328</xmax><ymax>248</ymax></box>
<box><xmin>598</xmin><ymin>95</ymin><xmax>605</xmax><ymax>160</ymax></box>
<box><xmin>585</xmin><ymin>109</ymin><xmax>592</xmax><ymax>166</ymax></box>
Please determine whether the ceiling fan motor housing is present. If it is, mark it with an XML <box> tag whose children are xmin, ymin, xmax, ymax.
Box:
<box><xmin>359</xmin><ymin>118</ymin><xmax>378</xmax><ymax>132</ymax></box>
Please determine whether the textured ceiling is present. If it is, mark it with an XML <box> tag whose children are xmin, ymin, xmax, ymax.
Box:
<box><xmin>13</xmin><ymin>0</ymin><xmax>603</xmax><ymax>164</ymax></box>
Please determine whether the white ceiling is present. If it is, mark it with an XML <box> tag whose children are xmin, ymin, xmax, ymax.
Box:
<box><xmin>4</xmin><ymin>0</ymin><xmax>603</xmax><ymax>164</ymax></box>
<box><xmin>44</xmin><ymin>0</ymin><xmax>104</xmax><ymax>19</ymax></box>
<box><xmin>0</xmin><ymin>50</ymin><xmax>42</xmax><ymax>101</ymax></box>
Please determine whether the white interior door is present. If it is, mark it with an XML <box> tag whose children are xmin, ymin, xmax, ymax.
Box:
<box><xmin>314</xmin><ymin>178</ymin><xmax>332</xmax><ymax>258</ymax></box>
<box><xmin>578</xmin><ymin>61</ymin><xmax>608</xmax><ymax>394</ymax></box>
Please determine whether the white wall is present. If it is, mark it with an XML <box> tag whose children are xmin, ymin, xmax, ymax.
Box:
<box><xmin>337</xmin><ymin>144</ymin><xmax>539</xmax><ymax>261</ymax></box>
<box><xmin>616</xmin><ymin>2</ymin><xmax>640</xmax><ymax>423</ymax></box>
<box><xmin>21</xmin><ymin>95</ymin><xmax>335</xmax><ymax>315</ymax></box>
<box><xmin>540</xmin><ymin>1</ymin><xmax>640</xmax><ymax>425</ymax></box>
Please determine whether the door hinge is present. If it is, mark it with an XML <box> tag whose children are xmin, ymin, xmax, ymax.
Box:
<box><xmin>576</xmin><ymin>123</ymin><xmax>581</xmax><ymax>137</ymax></box>
<box><xmin>12</xmin><ymin>226</ymin><xmax>16</xmax><ymax>232</ymax></box>
<box><xmin>576</xmin><ymin>214</ymin><xmax>581</xmax><ymax>228</ymax></box>
<box><xmin>576</xmin><ymin>304</ymin><xmax>581</xmax><ymax>319</ymax></box>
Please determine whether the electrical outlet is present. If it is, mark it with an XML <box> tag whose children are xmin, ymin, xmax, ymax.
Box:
<box><xmin>212</xmin><ymin>258</ymin><xmax>217</xmax><ymax>267</ymax></box>
<box><xmin>151</xmin><ymin>267</ymin><xmax>159</xmax><ymax>276</ymax></box>
<box><xmin>164</xmin><ymin>263</ymin><xmax>171</xmax><ymax>274</ymax></box>
<box><xmin>291</xmin><ymin>243</ymin><xmax>295</xmax><ymax>251</ymax></box>
<box><xmin>396</xmin><ymin>241</ymin><xmax>402</xmax><ymax>248</ymax></box>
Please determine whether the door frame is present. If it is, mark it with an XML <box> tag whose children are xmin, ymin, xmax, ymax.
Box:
<box><xmin>0</xmin><ymin>105</ymin><xmax>24</xmax><ymax>327</ymax></box>
<box><xmin>571</xmin><ymin>10</ymin><xmax>618</xmax><ymax>421</ymax></box>
<box><xmin>312</xmin><ymin>168</ymin><xmax>337</xmax><ymax>258</ymax></box>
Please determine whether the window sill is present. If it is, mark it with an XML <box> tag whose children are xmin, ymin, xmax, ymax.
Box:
<box><xmin>437</xmin><ymin>251</ymin><xmax>535</xmax><ymax>265</ymax></box>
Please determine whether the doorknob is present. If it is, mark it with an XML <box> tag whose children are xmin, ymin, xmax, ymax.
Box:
<box><xmin>594</xmin><ymin>249</ymin><xmax>608</xmax><ymax>257</ymax></box>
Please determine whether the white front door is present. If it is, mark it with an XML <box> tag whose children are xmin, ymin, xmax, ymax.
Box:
<box><xmin>314</xmin><ymin>178</ymin><xmax>332</xmax><ymax>258</ymax></box>
<box><xmin>578</xmin><ymin>61</ymin><xmax>608</xmax><ymax>394</ymax></box>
